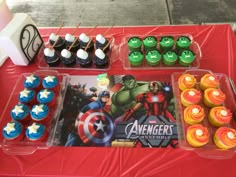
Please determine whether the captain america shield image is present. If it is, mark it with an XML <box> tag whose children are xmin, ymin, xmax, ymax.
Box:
<box><xmin>78</xmin><ymin>110</ymin><xmax>115</xmax><ymax>146</ymax></box>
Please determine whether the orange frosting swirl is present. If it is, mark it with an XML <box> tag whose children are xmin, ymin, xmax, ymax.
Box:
<box><xmin>214</xmin><ymin>127</ymin><xmax>236</xmax><ymax>149</ymax></box>
<box><xmin>209</xmin><ymin>106</ymin><xmax>232</xmax><ymax>124</ymax></box>
<box><xmin>187</xmin><ymin>124</ymin><xmax>209</xmax><ymax>147</ymax></box>
<box><xmin>204</xmin><ymin>88</ymin><xmax>226</xmax><ymax>105</ymax></box>
<box><xmin>178</xmin><ymin>74</ymin><xmax>197</xmax><ymax>91</ymax></box>
<box><xmin>184</xmin><ymin>105</ymin><xmax>205</xmax><ymax>124</ymax></box>
<box><xmin>181</xmin><ymin>89</ymin><xmax>201</xmax><ymax>105</ymax></box>
<box><xmin>200</xmin><ymin>74</ymin><xmax>219</xmax><ymax>89</ymax></box>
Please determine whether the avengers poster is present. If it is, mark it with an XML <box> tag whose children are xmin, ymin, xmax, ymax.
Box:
<box><xmin>54</xmin><ymin>74</ymin><xmax>178</xmax><ymax>148</ymax></box>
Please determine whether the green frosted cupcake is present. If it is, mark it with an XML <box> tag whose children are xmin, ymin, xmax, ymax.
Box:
<box><xmin>145</xmin><ymin>49</ymin><xmax>161</xmax><ymax>66</ymax></box>
<box><xmin>176</xmin><ymin>36</ymin><xmax>191</xmax><ymax>50</ymax></box>
<box><xmin>128</xmin><ymin>37</ymin><xmax>142</xmax><ymax>51</ymax></box>
<box><xmin>160</xmin><ymin>36</ymin><xmax>174</xmax><ymax>51</ymax></box>
<box><xmin>178</xmin><ymin>50</ymin><xmax>196</xmax><ymax>66</ymax></box>
<box><xmin>143</xmin><ymin>36</ymin><xmax>157</xmax><ymax>51</ymax></box>
<box><xmin>163</xmin><ymin>51</ymin><xmax>178</xmax><ymax>66</ymax></box>
<box><xmin>128</xmin><ymin>51</ymin><xmax>144</xmax><ymax>66</ymax></box>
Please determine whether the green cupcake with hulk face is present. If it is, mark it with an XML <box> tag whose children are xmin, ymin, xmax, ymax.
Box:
<box><xmin>143</xmin><ymin>36</ymin><xmax>157</xmax><ymax>51</ymax></box>
<box><xmin>128</xmin><ymin>51</ymin><xmax>144</xmax><ymax>66</ymax></box>
<box><xmin>178</xmin><ymin>49</ymin><xmax>195</xmax><ymax>66</ymax></box>
<box><xmin>160</xmin><ymin>36</ymin><xmax>174</xmax><ymax>51</ymax></box>
<box><xmin>145</xmin><ymin>50</ymin><xmax>161</xmax><ymax>66</ymax></box>
<box><xmin>163</xmin><ymin>51</ymin><xmax>178</xmax><ymax>66</ymax></box>
<box><xmin>128</xmin><ymin>37</ymin><xmax>142</xmax><ymax>51</ymax></box>
<box><xmin>176</xmin><ymin>36</ymin><xmax>191</xmax><ymax>50</ymax></box>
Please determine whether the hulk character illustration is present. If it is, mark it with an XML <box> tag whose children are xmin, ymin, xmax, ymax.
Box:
<box><xmin>110</xmin><ymin>75</ymin><xmax>150</xmax><ymax>120</ymax></box>
<box><xmin>65</xmin><ymin>90</ymin><xmax>113</xmax><ymax>146</ymax></box>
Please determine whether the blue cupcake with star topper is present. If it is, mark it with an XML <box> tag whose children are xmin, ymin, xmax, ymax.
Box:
<box><xmin>37</xmin><ymin>89</ymin><xmax>55</xmax><ymax>106</ymax></box>
<box><xmin>25</xmin><ymin>122</ymin><xmax>48</xmax><ymax>142</ymax></box>
<box><xmin>30</xmin><ymin>104</ymin><xmax>50</xmax><ymax>124</ymax></box>
<box><xmin>2</xmin><ymin>121</ymin><xmax>24</xmax><ymax>141</ymax></box>
<box><xmin>42</xmin><ymin>75</ymin><xmax>59</xmax><ymax>92</ymax></box>
<box><xmin>24</xmin><ymin>74</ymin><xmax>41</xmax><ymax>91</ymax></box>
<box><xmin>18</xmin><ymin>88</ymin><xmax>36</xmax><ymax>105</ymax></box>
<box><xmin>10</xmin><ymin>103</ymin><xmax>30</xmax><ymax>123</ymax></box>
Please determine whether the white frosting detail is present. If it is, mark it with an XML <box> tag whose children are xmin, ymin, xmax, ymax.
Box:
<box><xmin>44</xmin><ymin>48</ymin><xmax>55</xmax><ymax>57</ymax></box>
<box><xmin>209</xmin><ymin>76</ymin><xmax>215</xmax><ymax>81</ymax></box>
<box><xmin>77</xmin><ymin>49</ymin><xmax>88</xmax><ymax>60</ymax></box>
<box><xmin>196</xmin><ymin>129</ymin><xmax>203</xmax><ymax>136</ymax></box>
<box><xmin>20</xmin><ymin>89</ymin><xmax>30</xmax><ymax>98</ymax></box>
<box><xmin>39</xmin><ymin>89</ymin><xmax>51</xmax><ymax>99</ymax></box>
<box><xmin>49</xmin><ymin>33</ymin><xmax>59</xmax><ymax>41</ymax></box>
<box><xmin>26</xmin><ymin>75</ymin><xmax>36</xmax><ymax>84</ymax></box>
<box><xmin>192</xmin><ymin>108</ymin><xmax>199</xmax><ymax>114</ymax></box>
<box><xmin>44</xmin><ymin>76</ymin><xmax>56</xmax><ymax>83</ymax></box>
<box><xmin>185</xmin><ymin>76</ymin><xmax>192</xmax><ymax>82</ymax></box>
<box><xmin>95</xmin><ymin>49</ymin><xmax>105</xmax><ymax>59</ymax></box>
<box><xmin>79</xmin><ymin>33</ymin><xmax>90</xmax><ymax>43</ymax></box>
<box><xmin>220</xmin><ymin>110</ymin><xmax>228</xmax><ymax>116</ymax></box>
<box><xmin>227</xmin><ymin>132</ymin><xmax>235</xmax><ymax>139</ymax></box>
<box><xmin>12</xmin><ymin>105</ymin><xmax>24</xmax><ymax>116</ymax></box>
<box><xmin>96</xmin><ymin>34</ymin><xmax>106</xmax><ymax>44</ymax></box>
<box><xmin>65</xmin><ymin>33</ymin><xmax>75</xmax><ymax>42</ymax></box>
<box><xmin>32</xmin><ymin>105</ymin><xmax>44</xmax><ymax>115</ymax></box>
<box><xmin>189</xmin><ymin>91</ymin><xmax>195</xmax><ymax>96</ymax></box>
<box><xmin>213</xmin><ymin>91</ymin><xmax>220</xmax><ymax>96</ymax></box>
<box><xmin>28</xmin><ymin>123</ymin><xmax>40</xmax><ymax>134</ymax></box>
<box><xmin>4</xmin><ymin>122</ymin><xmax>16</xmax><ymax>134</ymax></box>
<box><xmin>61</xmin><ymin>49</ymin><xmax>72</xmax><ymax>58</ymax></box>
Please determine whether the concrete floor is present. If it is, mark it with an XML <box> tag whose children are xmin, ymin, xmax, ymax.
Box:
<box><xmin>5</xmin><ymin>0</ymin><xmax>236</xmax><ymax>27</ymax></box>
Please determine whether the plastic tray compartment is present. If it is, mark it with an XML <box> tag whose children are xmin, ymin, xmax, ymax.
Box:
<box><xmin>0</xmin><ymin>70</ymin><xmax>70</xmax><ymax>155</ymax></box>
<box><xmin>38</xmin><ymin>36</ymin><xmax>116</xmax><ymax>71</ymax></box>
<box><xmin>120</xmin><ymin>34</ymin><xmax>202</xmax><ymax>70</ymax></box>
<box><xmin>172</xmin><ymin>69</ymin><xmax>236</xmax><ymax>159</ymax></box>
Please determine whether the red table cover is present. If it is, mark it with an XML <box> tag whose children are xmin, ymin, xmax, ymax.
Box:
<box><xmin>0</xmin><ymin>24</ymin><xmax>235</xmax><ymax>177</ymax></box>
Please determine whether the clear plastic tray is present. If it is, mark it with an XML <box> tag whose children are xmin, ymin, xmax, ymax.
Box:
<box><xmin>172</xmin><ymin>69</ymin><xmax>236</xmax><ymax>159</ymax></box>
<box><xmin>120</xmin><ymin>34</ymin><xmax>202</xmax><ymax>70</ymax></box>
<box><xmin>38</xmin><ymin>36</ymin><xmax>117</xmax><ymax>70</ymax></box>
<box><xmin>0</xmin><ymin>70</ymin><xmax>70</xmax><ymax>155</ymax></box>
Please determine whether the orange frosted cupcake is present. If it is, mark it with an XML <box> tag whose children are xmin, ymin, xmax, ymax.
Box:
<box><xmin>186</xmin><ymin>124</ymin><xmax>209</xmax><ymax>147</ymax></box>
<box><xmin>208</xmin><ymin>106</ymin><xmax>232</xmax><ymax>127</ymax></box>
<box><xmin>203</xmin><ymin>88</ymin><xmax>226</xmax><ymax>107</ymax></box>
<box><xmin>214</xmin><ymin>127</ymin><xmax>236</xmax><ymax>149</ymax></box>
<box><xmin>184</xmin><ymin>105</ymin><xmax>205</xmax><ymax>125</ymax></box>
<box><xmin>200</xmin><ymin>74</ymin><xmax>219</xmax><ymax>90</ymax></box>
<box><xmin>181</xmin><ymin>89</ymin><xmax>202</xmax><ymax>107</ymax></box>
<box><xmin>178</xmin><ymin>74</ymin><xmax>197</xmax><ymax>91</ymax></box>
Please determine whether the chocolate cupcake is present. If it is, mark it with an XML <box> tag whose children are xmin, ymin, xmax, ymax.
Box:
<box><xmin>43</xmin><ymin>48</ymin><xmax>61</xmax><ymax>67</ymax></box>
<box><xmin>176</xmin><ymin>36</ymin><xmax>191</xmax><ymax>50</ymax></box>
<box><xmin>65</xmin><ymin>33</ymin><xmax>80</xmax><ymax>52</ymax></box>
<box><xmin>94</xmin><ymin>49</ymin><xmax>109</xmax><ymax>68</ymax></box>
<box><xmin>127</xmin><ymin>36</ymin><xmax>142</xmax><ymax>51</ymax></box>
<box><xmin>76</xmin><ymin>49</ymin><xmax>92</xmax><ymax>67</ymax></box>
<box><xmin>60</xmin><ymin>49</ymin><xmax>76</xmax><ymax>67</ymax></box>
<box><xmin>79</xmin><ymin>33</ymin><xmax>94</xmax><ymax>52</ymax></box>
<box><xmin>178</xmin><ymin>49</ymin><xmax>195</xmax><ymax>66</ymax></box>
<box><xmin>49</xmin><ymin>33</ymin><xmax>65</xmax><ymax>51</ymax></box>
<box><xmin>162</xmin><ymin>50</ymin><xmax>178</xmax><ymax>66</ymax></box>
<box><xmin>143</xmin><ymin>36</ymin><xmax>157</xmax><ymax>51</ymax></box>
<box><xmin>159</xmin><ymin>36</ymin><xmax>174</xmax><ymax>51</ymax></box>
<box><xmin>128</xmin><ymin>51</ymin><xmax>144</xmax><ymax>66</ymax></box>
<box><xmin>95</xmin><ymin>34</ymin><xmax>109</xmax><ymax>53</ymax></box>
<box><xmin>145</xmin><ymin>49</ymin><xmax>161</xmax><ymax>66</ymax></box>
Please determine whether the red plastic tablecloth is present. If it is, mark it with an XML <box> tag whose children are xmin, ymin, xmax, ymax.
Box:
<box><xmin>0</xmin><ymin>24</ymin><xmax>236</xmax><ymax>177</ymax></box>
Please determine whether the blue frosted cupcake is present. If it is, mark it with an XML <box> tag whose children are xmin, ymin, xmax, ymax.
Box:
<box><xmin>10</xmin><ymin>104</ymin><xmax>30</xmax><ymax>124</ymax></box>
<box><xmin>37</xmin><ymin>89</ymin><xmax>55</xmax><ymax>106</ymax></box>
<box><xmin>18</xmin><ymin>88</ymin><xmax>36</xmax><ymax>105</ymax></box>
<box><xmin>30</xmin><ymin>104</ymin><xmax>50</xmax><ymax>124</ymax></box>
<box><xmin>24</xmin><ymin>74</ymin><xmax>41</xmax><ymax>91</ymax></box>
<box><xmin>42</xmin><ymin>75</ymin><xmax>59</xmax><ymax>92</ymax></box>
<box><xmin>26</xmin><ymin>122</ymin><xmax>48</xmax><ymax>142</ymax></box>
<box><xmin>2</xmin><ymin>121</ymin><xmax>24</xmax><ymax>141</ymax></box>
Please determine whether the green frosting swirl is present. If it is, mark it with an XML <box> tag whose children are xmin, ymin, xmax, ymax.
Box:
<box><xmin>128</xmin><ymin>37</ymin><xmax>142</xmax><ymax>51</ymax></box>
<box><xmin>163</xmin><ymin>51</ymin><xmax>178</xmax><ymax>65</ymax></box>
<box><xmin>146</xmin><ymin>50</ymin><xmax>161</xmax><ymax>66</ymax></box>
<box><xmin>176</xmin><ymin>36</ymin><xmax>191</xmax><ymax>49</ymax></box>
<box><xmin>160</xmin><ymin>36</ymin><xmax>174</xmax><ymax>49</ymax></box>
<box><xmin>128</xmin><ymin>51</ymin><xmax>144</xmax><ymax>66</ymax></box>
<box><xmin>179</xmin><ymin>50</ymin><xmax>195</xmax><ymax>66</ymax></box>
<box><xmin>143</xmin><ymin>36</ymin><xmax>157</xmax><ymax>50</ymax></box>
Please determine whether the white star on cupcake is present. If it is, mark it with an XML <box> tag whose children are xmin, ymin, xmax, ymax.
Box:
<box><xmin>28</xmin><ymin>123</ymin><xmax>40</xmax><ymax>134</ymax></box>
<box><xmin>39</xmin><ymin>89</ymin><xmax>51</xmax><ymax>99</ymax></box>
<box><xmin>19</xmin><ymin>88</ymin><xmax>30</xmax><ymax>98</ymax></box>
<box><xmin>12</xmin><ymin>105</ymin><xmax>24</xmax><ymax>116</ymax></box>
<box><xmin>32</xmin><ymin>104</ymin><xmax>44</xmax><ymax>115</ymax></box>
<box><xmin>44</xmin><ymin>76</ymin><xmax>55</xmax><ymax>83</ymax></box>
<box><xmin>25</xmin><ymin>75</ymin><xmax>36</xmax><ymax>84</ymax></box>
<box><xmin>4</xmin><ymin>122</ymin><xmax>16</xmax><ymax>134</ymax></box>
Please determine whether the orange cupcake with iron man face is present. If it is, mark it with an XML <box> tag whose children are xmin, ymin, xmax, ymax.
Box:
<box><xmin>208</xmin><ymin>106</ymin><xmax>232</xmax><ymax>127</ymax></box>
<box><xmin>214</xmin><ymin>127</ymin><xmax>236</xmax><ymax>149</ymax></box>
<box><xmin>181</xmin><ymin>89</ymin><xmax>202</xmax><ymax>107</ymax></box>
<box><xmin>200</xmin><ymin>74</ymin><xmax>219</xmax><ymax>90</ymax></box>
<box><xmin>203</xmin><ymin>88</ymin><xmax>226</xmax><ymax>108</ymax></box>
<box><xmin>186</xmin><ymin>124</ymin><xmax>209</xmax><ymax>147</ymax></box>
<box><xmin>184</xmin><ymin>105</ymin><xmax>205</xmax><ymax>125</ymax></box>
<box><xmin>178</xmin><ymin>74</ymin><xmax>197</xmax><ymax>91</ymax></box>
